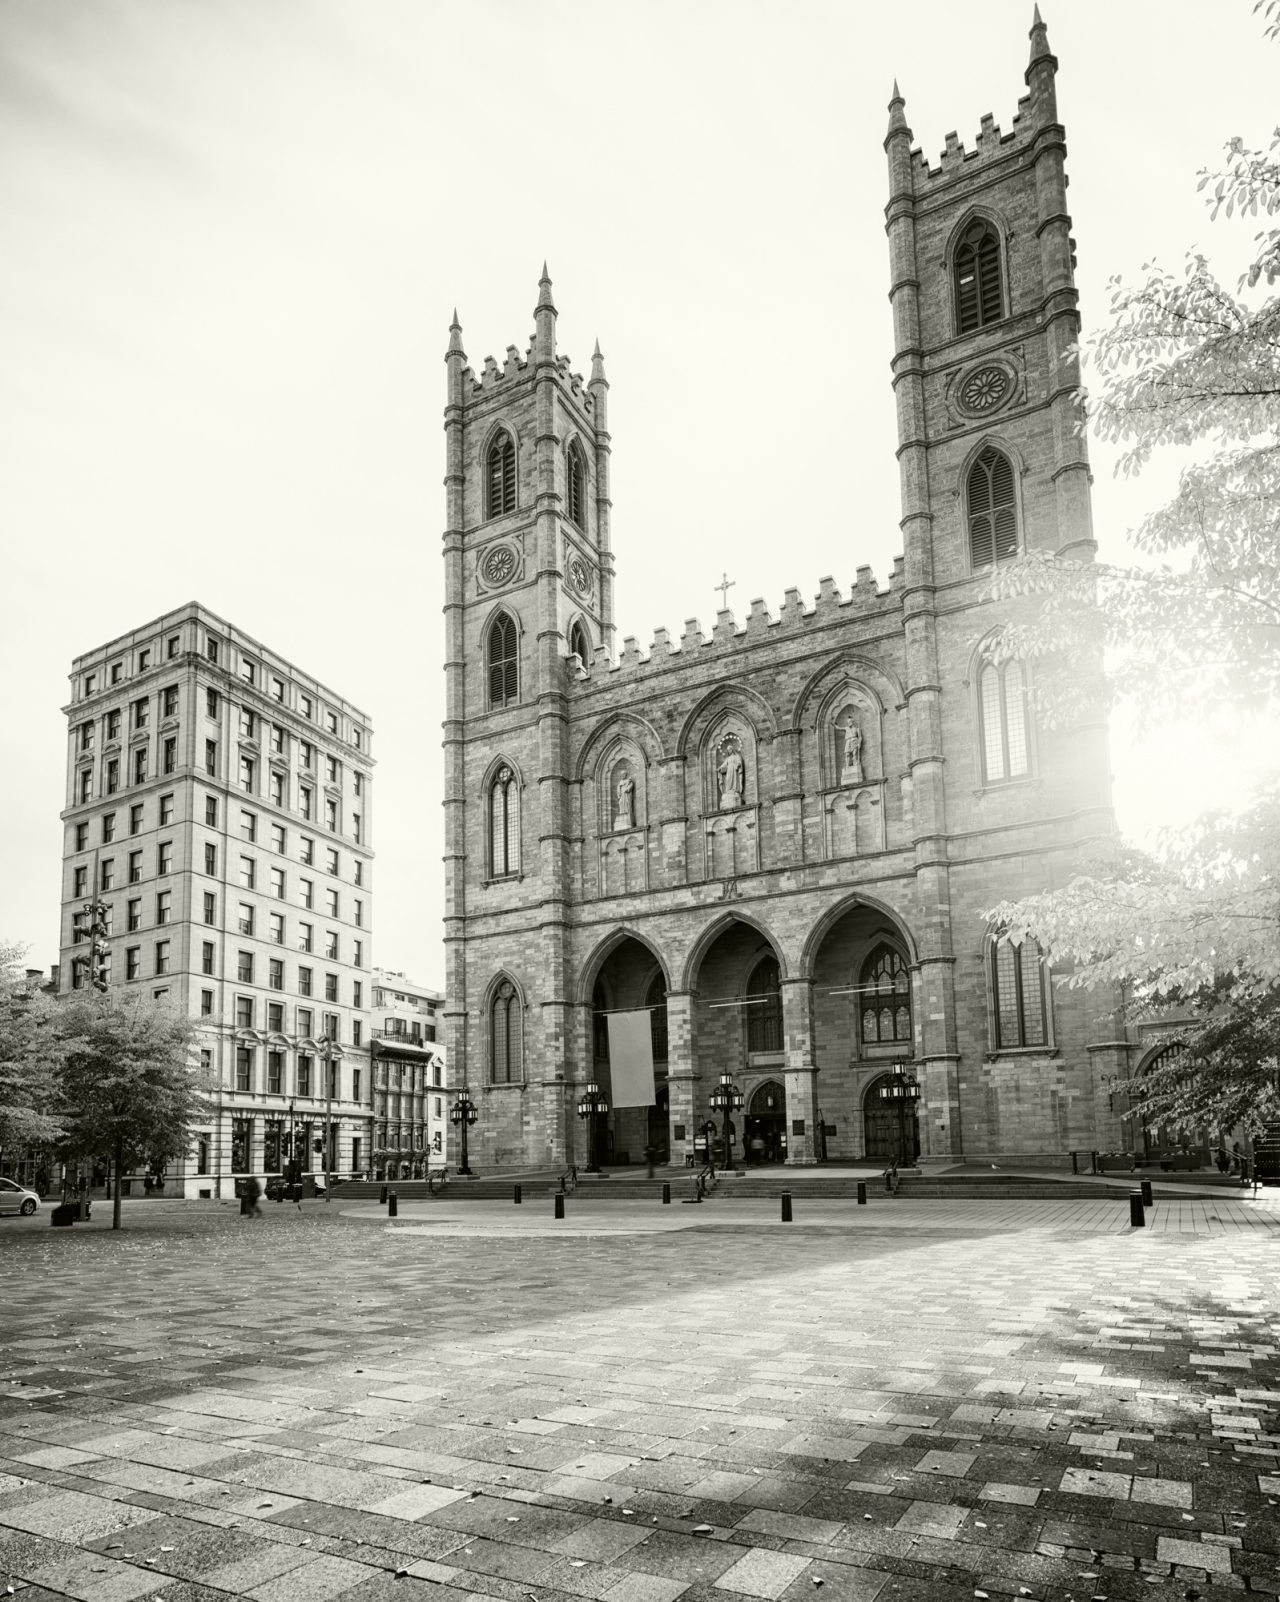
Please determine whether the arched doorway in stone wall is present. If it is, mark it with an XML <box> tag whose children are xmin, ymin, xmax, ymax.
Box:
<box><xmin>863</xmin><ymin>1072</ymin><xmax>919</xmax><ymax>1165</ymax></box>
<box><xmin>745</xmin><ymin>1080</ymin><xmax>786</xmax><ymax>1163</ymax></box>
<box><xmin>586</xmin><ymin>935</ymin><xmax>669</xmax><ymax>1167</ymax></box>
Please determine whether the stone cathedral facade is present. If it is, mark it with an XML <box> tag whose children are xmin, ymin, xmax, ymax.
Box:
<box><xmin>442</xmin><ymin>15</ymin><xmax>1130</xmax><ymax>1171</ymax></box>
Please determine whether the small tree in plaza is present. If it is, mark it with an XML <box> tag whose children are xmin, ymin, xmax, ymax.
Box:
<box><xmin>986</xmin><ymin>93</ymin><xmax>1280</xmax><ymax>1135</ymax></box>
<box><xmin>0</xmin><ymin>940</ymin><xmax>66</xmax><ymax>1170</ymax></box>
<box><xmin>55</xmin><ymin>990</ymin><xmax>212</xmax><ymax>1230</ymax></box>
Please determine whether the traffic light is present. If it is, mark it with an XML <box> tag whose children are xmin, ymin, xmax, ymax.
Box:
<box><xmin>312</xmin><ymin>1138</ymin><xmax>324</xmax><ymax>1153</ymax></box>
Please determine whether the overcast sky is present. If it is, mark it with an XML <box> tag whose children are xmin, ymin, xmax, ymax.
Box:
<box><xmin>1</xmin><ymin>0</ymin><xmax>1275</xmax><ymax>986</ymax></box>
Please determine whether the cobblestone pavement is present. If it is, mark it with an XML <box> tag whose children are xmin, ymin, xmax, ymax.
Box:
<box><xmin>1</xmin><ymin>1195</ymin><xmax>1278</xmax><ymax>1602</ymax></box>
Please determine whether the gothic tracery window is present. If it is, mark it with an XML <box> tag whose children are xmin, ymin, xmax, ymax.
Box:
<box><xmin>566</xmin><ymin>441</ymin><xmax>586</xmax><ymax>527</ymax></box>
<box><xmin>489</xmin><ymin>765</ymin><xmax>520</xmax><ymax>878</ymax></box>
<box><xmin>991</xmin><ymin>936</ymin><xmax>1047</xmax><ymax>1049</ymax></box>
<box><xmin>747</xmin><ymin>956</ymin><xmax>783</xmax><ymax>1054</ymax></box>
<box><xmin>967</xmin><ymin>446</ymin><xmax>1017</xmax><ymax>569</ymax></box>
<box><xmin>569</xmin><ymin>619</ymin><xmax>590</xmax><ymax>666</ymax></box>
<box><xmin>490</xmin><ymin>978</ymin><xmax>523</xmax><ymax>1083</ymax></box>
<box><xmin>486</xmin><ymin>431</ymin><xmax>516</xmax><ymax>518</ymax></box>
<box><xmin>978</xmin><ymin>657</ymin><xmax>1030</xmax><ymax>783</ymax></box>
<box><xmin>859</xmin><ymin>943</ymin><xmax>912</xmax><ymax>1045</ymax></box>
<box><xmin>487</xmin><ymin>613</ymin><xmax>518</xmax><ymax>708</ymax></box>
<box><xmin>955</xmin><ymin>218</ymin><xmax>1003</xmax><ymax>333</ymax></box>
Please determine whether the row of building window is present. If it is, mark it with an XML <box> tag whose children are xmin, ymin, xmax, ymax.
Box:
<box><xmin>483</xmin><ymin>432</ymin><xmax>587</xmax><ymax>526</ymax></box>
<box><xmin>227</xmin><ymin>1115</ymin><xmax>341</xmax><ymax>1176</ymax></box>
<box><xmin>229</xmin><ymin>1050</ymin><xmax>355</xmax><ymax>1100</ymax></box>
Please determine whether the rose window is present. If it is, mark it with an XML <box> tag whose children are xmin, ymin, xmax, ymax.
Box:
<box><xmin>483</xmin><ymin>544</ymin><xmax>516</xmax><ymax>586</ymax></box>
<box><xmin>959</xmin><ymin>364</ymin><xmax>1010</xmax><ymax>413</ymax></box>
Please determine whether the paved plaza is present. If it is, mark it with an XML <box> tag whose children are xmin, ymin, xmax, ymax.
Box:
<box><xmin>2</xmin><ymin>1193</ymin><xmax>1279</xmax><ymax>1602</ymax></box>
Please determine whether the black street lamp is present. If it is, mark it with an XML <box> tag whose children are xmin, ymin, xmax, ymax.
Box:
<box><xmin>576</xmin><ymin>1081</ymin><xmax>609</xmax><ymax>1174</ymax></box>
<box><xmin>709</xmin><ymin>1070</ymin><xmax>745</xmax><ymax>1174</ymax></box>
<box><xmin>450</xmin><ymin>1091</ymin><xmax>477</xmax><ymax>1176</ymax></box>
<box><xmin>878</xmin><ymin>1060</ymin><xmax>920</xmax><ymax>1168</ymax></box>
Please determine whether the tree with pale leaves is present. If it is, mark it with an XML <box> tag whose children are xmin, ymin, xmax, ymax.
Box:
<box><xmin>0</xmin><ymin>941</ymin><xmax>65</xmax><ymax>1166</ymax></box>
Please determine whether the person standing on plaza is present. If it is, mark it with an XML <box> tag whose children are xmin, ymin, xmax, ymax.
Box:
<box><xmin>245</xmin><ymin>1174</ymin><xmax>263</xmax><ymax>1218</ymax></box>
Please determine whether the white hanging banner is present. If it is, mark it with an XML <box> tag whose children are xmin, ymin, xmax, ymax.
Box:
<box><xmin>606</xmin><ymin>1011</ymin><xmax>656</xmax><ymax>1109</ymax></box>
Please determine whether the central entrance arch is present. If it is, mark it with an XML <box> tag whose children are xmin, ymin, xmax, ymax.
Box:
<box><xmin>863</xmin><ymin>1072</ymin><xmax>919</xmax><ymax>1165</ymax></box>
<box><xmin>745</xmin><ymin>1080</ymin><xmax>786</xmax><ymax>1163</ymax></box>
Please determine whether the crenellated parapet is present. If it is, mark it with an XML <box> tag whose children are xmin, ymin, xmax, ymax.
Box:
<box><xmin>462</xmin><ymin>342</ymin><xmax>595</xmax><ymax>411</ymax></box>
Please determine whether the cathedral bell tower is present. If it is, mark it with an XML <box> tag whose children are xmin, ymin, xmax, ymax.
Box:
<box><xmin>442</xmin><ymin>269</ymin><xmax>612</xmax><ymax>1165</ymax></box>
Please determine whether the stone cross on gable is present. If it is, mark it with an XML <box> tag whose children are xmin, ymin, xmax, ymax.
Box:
<box><xmin>715</xmin><ymin>572</ymin><xmax>735</xmax><ymax>609</ymax></box>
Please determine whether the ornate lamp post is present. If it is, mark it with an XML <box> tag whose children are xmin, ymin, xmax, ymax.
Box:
<box><xmin>450</xmin><ymin>1091</ymin><xmax>477</xmax><ymax>1176</ymax></box>
<box><xmin>878</xmin><ymin>1060</ymin><xmax>920</xmax><ymax>1167</ymax></box>
<box><xmin>576</xmin><ymin>1081</ymin><xmax>609</xmax><ymax>1174</ymax></box>
<box><xmin>709</xmin><ymin>1070</ymin><xmax>745</xmax><ymax>1174</ymax></box>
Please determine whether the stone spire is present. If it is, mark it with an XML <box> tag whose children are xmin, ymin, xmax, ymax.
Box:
<box><xmin>447</xmin><ymin>308</ymin><xmax>464</xmax><ymax>358</ymax></box>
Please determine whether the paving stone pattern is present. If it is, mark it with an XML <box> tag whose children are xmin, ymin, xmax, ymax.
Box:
<box><xmin>1</xmin><ymin>1199</ymin><xmax>1278</xmax><ymax>1602</ymax></box>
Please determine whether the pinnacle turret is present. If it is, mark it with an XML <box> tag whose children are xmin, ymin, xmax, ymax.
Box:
<box><xmin>590</xmin><ymin>339</ymin><xmax>607</xmax><ymax>386</ymax></box>
<box><xmin>537</xmin><ymin>262</ymin><xmax>556</xmax><ymax>312</ymax></box>
<box><xmin>887</xmin><ymin>79</ymin><xmax>908</xmax><ymax>137</ymax></box>
<box><xmin>1027</xmin><ymin>4</ymin><xmax>1055</xmax><ymax>74</ymax></box>
<box><xmin>447</xmin><ymin>308</ymin><xmax>464</xmax><ymax>358</ymax></box>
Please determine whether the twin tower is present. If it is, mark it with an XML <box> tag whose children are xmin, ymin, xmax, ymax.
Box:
<box><xmin>439</xmin><ymin>13</ymin><xmax>1122</xmax><ymax>1173</ymax></box>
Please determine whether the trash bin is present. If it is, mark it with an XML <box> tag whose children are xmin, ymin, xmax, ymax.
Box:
<box><xmin>51</xmin><ymin>1203</ymin><xmax>76</xmax><ymax>1227</ymax></box>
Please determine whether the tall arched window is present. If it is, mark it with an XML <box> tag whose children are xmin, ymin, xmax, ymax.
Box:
<box><xmin>991</xmin><ymin>936</ymin><xmax>1047</xmax><ymax>1049</ymax></box>
<box><xmin>978</xmin><ymin>657</ymin><xmax>1030</xmax><ymax>782</ymax></box>
<box><xmin>955</xmin><ymin>218</ymin><xmax>1003</xmax><ymax>333</ymax></box>
<box><xmin>486</xmin><ymin>432</ymin><xmax>516</xmax><ymax>518</ymax></box>
<box><xmin>859</xmin><ymin>943</ymin><xmax>911</xmax><ymax>1045</ymax></box>
<box><xmin>747</xmin><ymin>956</ymin><xmax>783</xmax><ymax>1053</ymax></box>
<box><xmin>488</xmin><ymin>613</ymin><xmax>518</xmax><ymax>708</ymax></box>
<box><xmin>967</xmin><ymin>446</ymin><xmax>1017</xmax><ymax>569</ymax></box>
<box><xmin>566</xmin><ymin>442</ymin><xmax>586</xmax><ymax>527</ymax></box>
<box><xmin>490</xmin><ymin>978</ymin><xmax>523</xmax><ymax>1083</ymax></box>
<box><xmin>647</xmin><ymin>973</ymin><xmax>668</xmax><ymax>1064</ymax></box>
<box><xmin>489</xmin><ymin>765</ymin><xmax>519</xmax><ymax>878</ymax></box>
<box><xmin>569</xmin><ymin>619</ymin><xmax>590</xmax><ymax>667</ymax></box>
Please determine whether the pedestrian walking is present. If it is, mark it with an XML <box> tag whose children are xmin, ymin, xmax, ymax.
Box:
<box><xmin>245</xmin><ymin>1175</ymin><xmax>263</xmax><ymax>1218</ymax></box>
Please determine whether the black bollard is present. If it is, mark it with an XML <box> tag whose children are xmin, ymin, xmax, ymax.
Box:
<box><xmin>781</xmin><ymin>1191</ymin><xmax>793</xmax><ymax>1223</ymax></box>
<box><xmin>513</xmin><ymin>1184</ymin><xmax>522</xmax><ymax>1205</ymax></box>
<box><xmin>1129</xmin><ymin>1192</ymin><xmax>1145</xmax><ymax>1228</ymax></box>
<box><xmin>856</xmin><ymin>1181</ymin><xmax>867</xmax><ymax>1205</ymax></box>
<box><xmin>662</xmin><ymin>1182</ymin><xmax>671</xmax><ymax>1205</ymax></box>
<box><xmin>379</xmin><ymin>1183</ymin><xmax>387</xmax><ymax>1206</ymax></box>
<box><xmin>1071</xmin><ymin>1150</ymin><xmax>1079</xmax><ymax>1175</ymax></box>
<box><xmin>1140</xmin><ymin>1179</ymin><xmax>1153</xmax><ymax>1207</ymax></box>
<box><xmin>554</xmin><ymin>1193</ymin><xmax>565</xmax><ymax>1220</ymax></box>
<box><xmin>388</xmin><ymin>1191</ymin><xmax>398</xmax><ymax>1218</ymax></box>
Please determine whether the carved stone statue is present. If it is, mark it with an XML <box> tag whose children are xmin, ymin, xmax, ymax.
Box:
<box><xmin>841</xmin><ymin>718</ymin><xmax>863</xmax><ymax>784</ymax></box>
<box><xmin>718</xmin><ymin>745</ymin><xmax>746</xmax><ymax>810</ymax></box>
<box><xmin>614</xmin><ymin>771</ymin><xmax>635</xmax><ymax>832</ymax></box>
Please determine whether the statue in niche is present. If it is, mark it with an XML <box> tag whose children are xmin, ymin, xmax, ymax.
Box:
<box><xmin>613</xmin><ymin>770</ymin><xmax>635</xmax><ymax>832</ymax></box>
<box><xmin>717</xmin><ymin>741</ymin><xmax>746</xmax><ymax>811</ymax></box>
<box><xmin>840</xmin><ymin>714</ymin><xmax>864</xmax><ymax>785</ymax></box>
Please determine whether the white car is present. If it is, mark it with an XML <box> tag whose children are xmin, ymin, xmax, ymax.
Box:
<box><xmin>0</xmin><ymin>1178</ymin><xmax>40</xmax><ymax>1217</ymax></box>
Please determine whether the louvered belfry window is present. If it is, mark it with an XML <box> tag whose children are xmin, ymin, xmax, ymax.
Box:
<box><xmin>566</xmin><ymin>444</ymin><xmax>585</xmax><ymax>527</ymax></box>
<box><xmin>486</xmin><ymin>433</ymin><xmax>516</xmax><ymax>518</ymax></box>
<box><xmin>488</xmin><ymin>613</ymin><xmax>518</xmax><ymax>708</ymax></box>
<box><xmin>955</xmin><ymin>219</ymin><xmax>1003</xmax><ymax>332</ymax></box>
<box><xmin>967</xmin><ymin>447</ymin><xmax>1017</xmax><ymax>569</ymax></box>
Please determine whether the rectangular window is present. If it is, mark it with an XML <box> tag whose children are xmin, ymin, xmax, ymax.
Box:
<box><xmin>325</xmin><ymin>798</ymin><xmax>338</xmax><ymax>832</ymax></box>
<box><xmin>352</xmin><ymin>939</ymin><xmax>362</xmax><ymax>968</ymax></box>
<box><xmin>324</xmin><ymin>1011</ymin><xmax>339</xmax><ymax>1042</ymax></box>
<box><xmin>324</xmin><ymin>972</ymin><xmax>338</xmax><ymax>1002</ymax></box>
<box><xmin>326</xmin><ymin>889</ymin><xmax>339</xmax><ymax>917</ymax></box>
<box><xmin>301</xmin><ymin>695</ymin><xmax>313</xmax><ymax>720</ymax></box>
<box><xmin>207</xmin><ymin>636</ymin><xmax>220</xmax><ymax>663</ymax></box>
<box><xmin>297</xmin><ymin>1055</ymin><xmax>312</xmax><ymax>1097</ymax></box>
<box><xmin>271</xmin><ymin>725</ymin><xmax>286</xmax><ymax>755</ymax></box>
<box><xmin>126</xmin><ymin>947</ymin><xmax>140</xmax><ymax>981</ymax></box>
<box><xmin>206</xmin><ymin>687</ymin><xmax>219</xmax><ymax>718</ymax></box>
<box><xmin>201</xmin><ymin>989</ymin><xmax>214</xmax><ymax>1017</ymax></box>
<box><xmin>202</xmin><ymin>940</ymin><xmax>214</xmax><ymax>974</ymax></box>
<box><xmin>109</xmin><ymin>663</ymin><xmax>122</xmax><ymax>685</ymax></box>
<box><xmin>354</xmin><ymin>898</ymin><xmax>363</xmax><ymax>928</ymax></box>
<box><xmin>237</xmin><ymin>902</ymin><xmax>254</xmax><ymax>935</ymax></box>
<box><xmin>354</xmin><ymin>727</ymin><xmax>364</xmax><ymax>751</ymax></box>
<box><xmin>100</xmin><ymin>812</ymin><xmax>115</xmax><ymax>845</ymax></box>
<box><xmin>204</xmin><ymin>842</ymin><xmax>217</xmax><ymax>875</ymax></box>
<box><xmin>326</xmin><ymin>755</ymin><xmax>339</xmax><ymax>785</ymax></box>
<box><xmin>205</xmin><ymin>740</ymin><xmax>217</xmax><ymax>776</ymax></box>
<box><xmin>354</xmin><ymin>861</ymin><xmax>363</xmax><ymax>888</ymax></box>
<box><xmin>352</xmin><ymin>813</ymin><xmax>361</xmax><ymax>844</ymax></box>
<box><xmin>235</xmin><ymin>1047</ymin><xmax>252</xmax><ymax>1092</ymax></box>
<box><xmin>300</xmin><ymin>786</ymin><xmax>312</xmax><ymax>820</ymax></box>
<box><xmin>298</xmin><ymin>967</ymin><xmax>313</xmax><ymax>996</ymax></box>
<box><xmin>157</xmin><ymin>892</ymin><xmax>172</xmax><ymax>926</ymax></box>
<box><xmin>271</xmin><ymin>823</ymin><xmax>286</xmax><ymax>853</ymax></box>
<box><xmin>353</xmin><ymin>979</ymin><xmax>363</xmax><ymax>1008</ymax></box>
<box><xmin>137</xmin><ymin>648</ymin><xmax>150</xmax><ymax>671</ymax></box>
<box><xmin>269</xmin><ymin>958</ymin><xmax>283</xmax><ymax>990</ymax></box>
<box><xmin>272</xmin><ymin>676</ymin><xmax>285</xmax><ymax>703</ymax></box>
<box><xmin>162</xmin><ymin>685</ymin><xmax>179</xmax><ymax>716</ymax></box>
<box><xmin>239</xmin><ymin>707</ymin><xmax>255</xmax><ymax>739</ymax></box>
<box><xmin>240</xmin><ymin>809</ymin><xmax>257</xmax><ymax>842</ymax></box>
<box><xmin>298</xmin><ymin>1006</ymin><xmax>313</xmax><ymax>1036</ymax></box>
<box><xmin>271</xmin><ymin>866</ymin><xmax>286</xmax><ymax>899</ymax></box>
<box><xmin>129</xmin><ymin>802</ymin><xmax>143</xmax><ymax>835</ymax></box>
<box><xmin>268</xmin><ymin>1051</ymin><xmax>283</xmax><ymax>1095</ymax></box>
<box><xmin>155</xmin><ymin>940</ymin><xmax>170</xmax><ymax>976</ymax></box>
<box><xmin>271</xmin><ymin>772</ymin><xmax>285</xmax><ymax>806</ymax></box>
<box><xmin>325</xmin><ymin>932</ymin><xmax>338</xmax><ymax>960</ymax></box>
<box><xmin>270</xmin><ymin>912</ymin><xmax>285</xmax><ymax>945</ymax></box>
<box><xmin>240</xmin><ymin>756</ymin><xmax>255</xmax><ymax>793</ymax></box>
<box><xmin>268</xmin><ymin>1001</ymin><xmax>284</xmax><ymax>1032</ymax></box>
<box><xmin>158</xmin><ymin>841</ymin><xmax>172</xmax><ymax>874</ymax></box>
<box><xmin>352</xmin><ymin>1022</ymin><xmax>363</xmax><ymax>1049</ymax></box>
<box><xmin>153</xmin><ymin>986</ymin><xmax>169</xmax><ymax>1000</ymax></box>
<box><xmin>325</xmin><ymin>848</ymin><xmax>339</xmax><ymax>876</ymax></box>
<box><xmin>433</xmin><ymin>1062</ymin><xmax>442</xmax><ymax>1088</ymax></box>
<box><xmin>77</xmin><ymin>769</ymin><xmax>92</xmax><ymax>806</ymax></box>
<box><xmin>353</xmin><ymin>771</ymin><xmax>363</xmax><ymax>797</ymax></box>
<box><xmin>132</xmin><ymin>696</ymin><xmax>149</xmax><ymax>730</ymax></box>
<box><xmin>240</xmin><ymin>658</ymin><xmax>256</xmax><ymax>686</ymax></box>
<box><xmin>300</xmin><ymin>836</ymin><xmax>314</xmax><ymax>865</ymax></box>
<box><xmin>299</xmin><ymin>924</ymin><xmax>313</xmax><ymax>954</ymax></box>
<box><xmin>167</xmin><ymin>634</ymin><xmax>181</xmax><ymax>660</ymax></box>
<box><xmin>299</xmin><ymin>878</ymin><xmax>313</xmax><ymax>909</ymax></box>
<box><xmin>326</xmin><ymin>711</ymin><xmax>338</xmax><ymax>735</ymax></box>
<box><xmin>159</xmin><ymin>792</ymin><xmax>174</xmax><ymax>824</ymax></box>
<box><xmin>133</xmin><ymin>748</ymin><xmax>148</xmax><ymax>785</ymax></box>
<box><xmin>204</xmin><ymin>795</ymin><xmax>218</xmax><ymax>827</ymax></box>
<box><xmin>100</xmin><ymin>858</ymin><xmax>115</xmax><ymax>890</ymax></box>
<box><xmin>239</xmin><ymin>855</ymin><xmax>255</xmax><ymax>889</ymax></box>
<box><xmin>236</xmin><ymin>995</ymin><xmax>254</xmax><ymax>1028</ymax></box>
<box><xmin>127</xmin><ymin>898</ymin><xmax>141</xmax><ymax>932</ymax></box>
<box><xmin>203</xmin><ymin>890</ymin><xmax>216</xmax><ymax>925</ymax></box>
<box><xmin>106</xmin><ymin>709</ymin><xmax>121</xmax><ymax>740</ymax></box>
<box><xmin>106</xmin><ymin>758</ymin><xmax>119</xmax><ymax>794</ymax></box>
<box><xmin>162</xmin><ymin>737</ymin><xmax>176</xmax><ymax>775</ymax></box>
<box><xmin>237</xmin><ymin>950</ymin><xmax>254</xmax><ymax>983</ymax></box>
<box><xmin>84</xmin><ymin>672</ymin><xmax>96</xmax><ymax>695</ymax></box>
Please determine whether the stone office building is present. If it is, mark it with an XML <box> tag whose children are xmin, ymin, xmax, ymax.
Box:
<box><xmin>443</xmin><ymin>16</ymin><xmax>1128</xmax><ymax>1170</ymax></box>
<box><xmin>60</xmin><ymin>603</ymin><xmax>375</xmax><ymax>1196</ymax></box>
